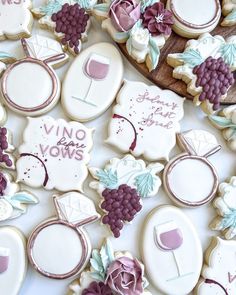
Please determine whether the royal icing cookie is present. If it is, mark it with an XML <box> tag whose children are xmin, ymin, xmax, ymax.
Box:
<box><xmin>196</xmin><ymin>237</ymin><xmax>236</xmax><ymax>295</ymax></box>
<box><xmin>210</xmin><ymin>176</ymin><xmax>236</xmax><ymax>240</ymax></box>
<box><xmin>68</xmin><ymin>238</ymin><xmax>151</xmax><ymax>295</ymax></box>
<box><xmin>16</xmin><ymin>116</ymin><xmax>93</xmax><ymax>192</ymax></box>
<box><xmin>0</xmin><ymin>171</ymin><xmax>38</xmax><ymax>222</ymax></box>
<box><xmin>141</xmin><ymin>205</ymin><xmax>202</xmax><ymax>295</ymax></box>
<box><xmin>0</xmin><ymin>0</ymin><xmax>33</xmax><ymax>40</ymax></box>
<box><xmin>222</xmin><ymin>0</ymin><xmax>236</xmax><ymax>26</ymax></box>
<box><xmin>167</xmin><ymin>33</ymin><xmax>236</xmax><ymax>114</ymax></box>
<box><xmin>166</xmin><ymin>0</ymin><xmax>221</xmax><ymax>38</ymax></box>
<box><xmin>93</xmin><ymin>0</ymin><xmax>174</xmax><ymax>72</ymax></box>
<box><xmin>163</xmin><ymin>130</ymin><xmax>221</xmax><ymax>207</ymax></box>
<box><xmin>0</xmin><ymin>37</ymin><xmax>67</xmax><ymax>116</ymax></box>
<box><xmin>32</xmin><ymin>0</ymin><xmax>97</xmax><ymax>55</ymax></box>
<box><xmin>89</xmin><ymin>154</ymin><xmax>163</xmax><ymax>238</ymax></box>
<box><xmin>106</xmin><ymin>80</ymin><xmax>184</xmax><ymax>161</ymax></box>
<box><xmin>209</xmin><ymin>105</ymin><xmax>236</xmax><ymax>151</ymax></box>
<box><xmin>62</xmin><ymin>42</ymin><xmax>123</xmax><ymax>122</ymax></box>
<box><xmin>28</xmin><ymin>192</ymin><xmax>100</xmax><ymax>279</ymax></box>
<box><xmin>0</xmin><ymin>127</ymin><xmax>15</xmax><ymax>170</ymax></box>
<box><xmin>0</xmin><ymin>226</ymin><xmax>27</xmax><ymax>295</ymax></box>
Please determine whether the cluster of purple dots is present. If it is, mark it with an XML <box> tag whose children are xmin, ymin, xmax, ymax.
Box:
<box><xmin>193</xmin><ymin>56</ymin><xmax>235</xmax><ymax>110</ymax></box>
<box><xmin>51</xmin><ymin>3</ymin><xmax>89</xmax><ymax>54</ymax></box>
<box><xmin>0</xmin><ymin>172</ymin><xmax>7</xmax><ymax>196</ymax></box>
<box><xmin>0</xmin><ymin>127</ymin><xmax>12</xmax><ymax>168</ymax></box>
<box><xmin>101</xmin><ymin>184</ymin><xmax>142</xmax><ymax>238</ymax></box>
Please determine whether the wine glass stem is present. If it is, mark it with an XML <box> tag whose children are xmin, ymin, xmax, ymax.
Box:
<box><xmin>172</xmin><ymin>251</ymin><xmax>181</xmax><ymax>277</ymax></box>
<box><xmin>83</xmin><ymin>78</ymin><xmax>93</xmax><ymax>101</ymax></box>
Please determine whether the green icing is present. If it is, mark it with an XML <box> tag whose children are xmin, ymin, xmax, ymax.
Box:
<box><xmin>93</xmin><ymin>2</ymin><xmax>110</xmax><ymax>13</ymax></box>
<box><xmin>114</xmin><ymin>30</ymin><xmax>129</xmax><ymax>42</ymax></box>
<box><xmin>209</xmin><ymin>115</ymin><xmax>236</xmax><ymax>128</ymax></box>
<box><xmin>225</xmin><ymin>9</ymin><xmax>236</xmax><ymax>21</ymax></box>
<box><xmin>126</xmin><ymin>37</ymin><xmax>132</xmax><ymax>55</ymax></box>
<box><xmin>134</xmin><ymin>172</ymin><xmax>155</xmax><ymax>198</ymax></box>
<box><xmin>40</xmin><ymin>0</ymin><xmax>63</xmax><ymax>16</ymax></box>
<box><xmin>220</xmin><ymin>208</ymin><xmax>236</xmax><ymax>230</ymax></box>
<box><xmin>75</xmin><ymin>0</ymin><xmax>91</xmax><ymax>9</ymax></box>
<box><xmin>177</xmin><ymin>48</ymin><xmax>203</xmax><ymax>68</ymax></box>
<box><xmin>148</xmin><ymin>36</ymin><xmax>160</xmax><ymax>71</ymax></box>
<box><xmin>0</xmin><ymin>52</ymin><xmax>14</xmax><ymax>60</ymax></box>
<box><xmin>140</xmin><ymin>0</ymin><xmax>156</xmax><ymax>13</ymax></box>
<box><xmin>219</xmin><ymin>43</ymin><xmax>236</xmax><ymax>67</ymax></box>
<box><xmin>96</xmin><ymin>169</ymin><xmax>118</xmax><ymax>189</ymax></box>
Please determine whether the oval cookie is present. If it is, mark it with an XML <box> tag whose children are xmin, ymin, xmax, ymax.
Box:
<box><xmin>62</xmin><ymin>42</ymin><xmax>123</xmax><ymax>122</ymax></box>
<box><xmin>141</xmin><ymin>205</ymin><xmax>202</xmax><ymax>295</ymax></box>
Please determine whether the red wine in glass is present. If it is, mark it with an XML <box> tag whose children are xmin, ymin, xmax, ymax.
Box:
<box><xmin>72</xmin><ymin>53</ymin><xmax>110</xmax><ymax>107</ymax></box>
<box><xmin>0</xmin><ymin>247</ymin><xmax>9</xmax><ymax>273</ymax></box>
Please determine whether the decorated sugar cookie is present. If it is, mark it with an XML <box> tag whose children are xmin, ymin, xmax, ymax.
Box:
<box><xmin>62</xmin><ymin>42</ymin><xmax>123</xmax><ymax>122</ymax></box>
<box><xmin>0</xmin><ymin>37</ymin><xmax>68</xmax><ymax>116</ymax></box>
<box><xmin>210</xmin><ymin>177</ymin><xmax>236</xmax><ymax>240</ymax></box>
<box><xmin>68</xmin><ymin>238</ymin><xmax>151</xmax><ymax>295</ymax></box>
<box><xmin>106</xmin><ymin>80</ymin><xmax>184</xmax><ymax>161</ymax></box>
<box><xmin>141</xmin><ymin>205</ymin><xmax>202</xmax><ymax>295</ymax></box>
<box><xmin>0</xmin><ymin>226</ymin><xmax>27</xmax><ymax>295</ymax></box>
<box><xmin>0</xmin><ymin>171</ymin><xmax>38</xmax><ymax>222</ymax></box>
<box><xmin>89</xmin><ymin>154</ymin><xmax>163</xmax><ymax>238</ymax></box>
<box><xmin>209</xmin><ymin>105</ymin><xmax>236</xmax><ymax>151</ymax></box>
<box><xmin>163</xmin><ymin>130</ymin><xmax>221</xmax><ymax>207</ymax></box>
<box><xmin>28</xmin><ymin>192</ymin><xmax>100</xmax><ymax>279</ymax></box>
<box><xmin>0</xmin><ymin>127</ymin><xmax>15</xmax><ymax>171</ymax></box>
<box><xmin>0</xmin><ymin>0</ymin><xmax>33</xmax><ymax>40</ymax></box>
<box><xmin>166</xmin><ymin>0</ymin><xmax>221</xmax><ymax>38</ymax></box>
<box><xmin>196</xmin><ymin>237</ymin><xmax>236</xmax><ymax>295</ymax></box>
<box><xmin>16</xmin><ymin>116</ymin><xmax>93</xmax><ymax>192</ymax></box>
<box><xmin>167</xmin><ymin>33</ymin><xmax>236</xmax><ymax>114</ymax></box>
<box><xmin>222</xmin><ymin>0</ymin><xmax>236</xmax><ymax>26</ymax></box>
<box><xmin>93</xmin><ymin>0</ymin><xmax>174</xmax><ymax>71</ymax></box>
<box><xmin>32</xmin><ymin>0</ymin><xmax>97</xmax><ymax>55</ymax></box>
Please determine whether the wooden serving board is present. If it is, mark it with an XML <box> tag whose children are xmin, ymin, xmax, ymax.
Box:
<box><xmin>117</xmin><ymin>3</ymin><xmax>236</xmax><ymax>104</ymax></box>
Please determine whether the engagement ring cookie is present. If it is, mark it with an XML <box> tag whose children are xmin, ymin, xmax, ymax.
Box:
<box><xmin>141</xmin><ymin>205</ymin><xmax>202</xmax><ymax>295</ymax></box>
<box><xmin>196</xmin><ymin>237</ymin><xmax>236</xmax><ymax>295</ymax></box>
<box><xmin>163</xmin><ymin>130</ymin><xmax>221</xmax><ymax>207</ymax></box>
<box><xmin>62</xmin><ymin>42</ymin><xmax>123</xmax><ymax>122</ymax></box>
<box><xmin>16</xmin><ymin>116</ymin><xmax>93</xmax><ymax>192</ymax></box>
<box><xmin>68</xmin><ymin>238</ymin><xmax>151</xmax><ymax>295</ymax></box>
<box><xmin>210</xmin><ymin>176</ymin><xmax>236</xmax><ymax>240</ymax></box>
<box><xmin>167</xmin><ymin>33</ymin><xmax>236</xmax><ymax>114</ymax></box>
<box><xmin>166</xmin><ymin>0</ymin><xmax>221</xmax><ymax>38</ymax></box>
<box><xmin>222</xmin><ymin>0</ymin><xmax>236</xmax><ymax>26</ymax></box>
<box><xmin>106</xmin><ymin>80</ymin><xmax>185</xmax><ymax>161</ymax></box>
<box><xmin>0</xmin><ymin>36</ymin><xmax>68</xmax><ymax>116</ymax></box>
<box><xmin>0</xmin><ymin>0</ymin><xmax>33</xmax><ymax>40</ymax></box>
<box><xmin>0</xmin><ymin>226</ymin><xmax>27</xmax><ymax>295</ymax></box>
<box><xmin>93</xmin><ymin>0</ymin><xmax>174</xmax><ymax>71</ymax></box>
<box><xmin>32</xmin><ymin>0</ymin><xmax>97</xmax><ymax>55</ymax></box>
<box><xmin>89</xmin><ymin>154</ymin><xmax>163</xmax><ymax>238</ymax></box>
<box><xmin>28</xmin><ymin>192</ymin><xmax>100</xmax><ymax>279</ymax></box>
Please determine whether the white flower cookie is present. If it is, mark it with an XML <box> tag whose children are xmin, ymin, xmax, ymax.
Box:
<box><xmin>196</xmin><ymin>237</ymin><xmax>236</xmax><ymax>295</ymax></box>
<box><xmin>106</xmin><ymin>80</ymin><xmax>185</xmax><ymax>161</ymax></box>
<box><xmin>210</xmin><ymin>176</ymin><xmax>236</xmax><ymax>239</ymax></box>
<box><xmin>167</xmin><ymin>33</ymin><xmax>236</xmax><ymax>114</ymax></box>
<box><xmin>89</xmin><ymin>154</ymin><xmax>164</xmax><ymax>237</ymax></box>
<box><xmin>222</xmin><ymin>0</ymin><xmax>236</xmax><ymax>26</ymax></box>
<box><xmin>16</xmin><ymin>116</ymin><xmax>94</xmax><ymax>192</ymax></box>
<box><xmin>0</xmin><ymin>0</ymin><xmax>33</xmax><ymax>40</ymax></box>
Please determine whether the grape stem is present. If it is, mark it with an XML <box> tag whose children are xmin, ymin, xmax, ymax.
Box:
<box><xmin>205</xmin><ymin>279</ymin><xmax>228</xmax><ymax>295</ymax></box>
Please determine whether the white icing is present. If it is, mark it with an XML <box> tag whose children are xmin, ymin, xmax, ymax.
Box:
<box><xmin>62</xmin><ymin>42</ymin><xmax>123</xmax><ymax>122</ymax></box>
<box><xmin>32</xmin><ymin>224</ymin><xmax>83</xmax><ymax>275</ymax></box>
<box><xmin>0</xmin><ymin>199</ymin><xmax>13</xmax><ymax>221</ymax></box>
<box><xmin>142</xmin><ymin>206</ymin><xmax>202</xmax><ymax>295</ymax></box>
<box><xmin>106</xmin><ymin>80</ymin><xmax>185</xmax><ymax>161</ymax></box>
<box><xmin>16</xmin><ymin>116</ymin><xmax>94</xmax><ymax>191</ymax></box>
<box><xmin>0</xmin><ymin>226</ymin><xmax>27</xmax><ymax>295</ymax></box>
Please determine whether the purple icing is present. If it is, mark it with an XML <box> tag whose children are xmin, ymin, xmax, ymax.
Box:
<box><xmin>0</xmin><ymin>255</ymin><xmax>9</xmax><ymax>273</ymax></box>
<box><xmin>159</xmin><ymin>229</ymin><xmax>183</xmax><ymax>250</ymax></box>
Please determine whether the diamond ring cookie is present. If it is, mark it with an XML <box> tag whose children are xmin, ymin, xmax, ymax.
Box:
<box><xmin>166</xmin><ymin>0</ymin><xmax>221</xmax><ymax>38</ymax></box>
<box><xmin>16</xmin><ymin>116</ymin><xmax>94</xmax><ymax>192</ymax></box>
<box><xmin>62</xmin><ymin>42</ymin><xmax>123</xmax><ymax>122</ymax></box>
<box><xmin>0</xmin><ymin>36</ymin><xmax>68</xmax><ymax>117</ymax></box>
<box><xmin>163</xmin><ymin>130</ymin><xmax>221</xmax><ymax>207</ymax></box>
<box><xmin>68</xmin><ymin>238</ymin><xmax>152</xmax><ymax>295</ymax></box>
<box><xmin>0</xmin><ymin>226</ymin><xmax>27</xmax><ymax>295</ymax></box>
<box><xmin>89</xmin><ymin>154</ymin><xmax>163</xmax><ymax>238</ymax></box>
<box><xmin>167</xmin><ymin>33</ymin><xmax>236</xmax><ymax>114</ymax></box>
<box><xmin>222</xmin><ymin>0</ymin><xmax>236</xmax><ymax>26</ymax></box>
<box><xmin>196</xmin><ymin>237</ymin><xmax>236</xmax><ymax>295</ymax></box>
<box><xmin>27</xmin><ymin>192</ymin><xmax>100</xmax><ymax>279</ymax></box>
<box><xmin>141</xmin><ymin>205</ymin><xmax>203</xmax><ymax>295</ymax></box>
<box><xmin>106</xmin><ymin>80</ymin><xmax>185</xmax><ymax>161</ymax></box>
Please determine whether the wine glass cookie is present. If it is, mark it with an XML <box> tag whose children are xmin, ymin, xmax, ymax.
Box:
<box><xmin>32</xmin><ymin>0</ymin><xmax>98</xmax><ymax>55</ymax></box>
<box><xmin>167</xmin><ymin>33</ymin><xmax>236</xmax><ymax>114</ymax></box>
<box><xmin>163</xmin><ymin>129</ymin><xmax>221</xmax><ymax>207</ymax></box>
<box><xmin>222</xmin><ymin>0</ymin><xmax>236</xmax><ymax>26</ymax></box>
<box><xmin>16</xmin><ymin>116</ymin><xmax>94</xmax><ymax>192</ymax></box>
<box><xmin>62</xmin><ymin>42</ymin><xmax>123</xmax><ymax>122</ymax></box>
<box><xmin>0</xmin><ymin>36</ymin><xmax>68</xmax><ymax>117</ymax></box>
<box><xmin>27</xmin><ymin>192</ymin><xmax>100</xmax><ymax>279</ymax></box>
<box><xmin>141</xmin><ymin>205</ymin><xmax>202</xmax><ymax>295</ymax></box>
<box><xmin>89</xmin><ymin>154</ymin><xmax>164</xmax><ymax>238</ymax></box>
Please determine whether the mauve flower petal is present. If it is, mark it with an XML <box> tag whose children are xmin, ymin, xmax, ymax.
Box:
<box><xmin>129</xmin><ymin>2</ymin><xmax>141</xmax><ymax>20</ymax></box>
<box><xmin>119</xmin><ymin>14</ymin><xmax>136</xmax><ymax>30</ymax></box>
